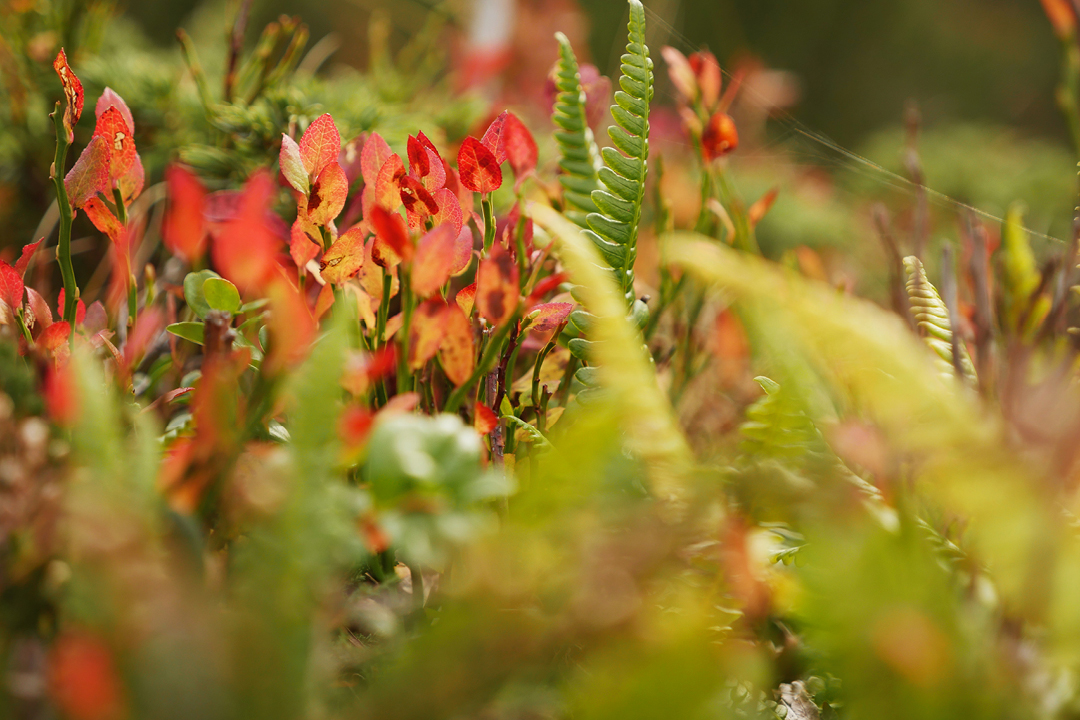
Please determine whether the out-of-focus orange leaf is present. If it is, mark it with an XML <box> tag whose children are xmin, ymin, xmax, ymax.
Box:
<box><xmin>92</xmin><ymin>106</ymin><xmax>136</xmax><ymax>183</ymax></box>
<box><xmin>408</xmin><ymin>298</ymin><xmax>449</xmax><ymax>369</ymax></box>
<box><xmin>412</xmin><ymin>224</ymin><xmax>458</xmax><ymax>297</ymax></box>
<box><xmin>458</xmin><ymin>137</ymin><xmax>502</xmax><ymax>193</ymax></box>
<box><xmin>50</xmin><ymin>631</ymin><xmax>125</xmax><ymax>720</ymax></box>
<box><xmin>719</xmin><ymin>516</ymin><xmax>771</xmax><ymax>620</ymax></box>
<box><xmin>503</xmin><ymin>112</ymin><xmax>538</xmax><ymax>183</ymax></box>
<box><xmin>359</xmin><ymin>514</ymin><xmax>390</xmax><ymax>554</ymax></box>
<box><xmin>439</xmin><ymin>304</ymin><xmax>474</xmax><ymax>386</ymax></box>
<box><xmin>689</xmin><ymin>50</ymin><xmax>722</xmax><ymax>109</ymax></box>
<box><xmin>53</xmin><ymin>50</ymin><xmax>83</xmax><ymax>143</ymax></box>
<box><xmin>290</xmin><ymin>217</ymin><xmax>321</xmax><ymax>270</ymax></box>
<box><xmin>39</xmin><ymin>321</ymin><xmax>71</xmax><ymax>361</ymax></box>
<box><xmin>361</xmin><ymin>132</ymin><xmax>393</xmax><ymax>186</ymax></box>
<box><xmin>163</xmin><ymin>165</ymin><xmax>207</xmax><ymax>262</ymax></box>
<box><xmin>1041</xmin><ymin>0</ymin><xmax>1076</xmax><ymax>37</ymax></box>
<box><xmin>44</xmin><ymin>359</ymin><xmax>79</xmax><ymax>426</ymax></box>
<box><xmin>370</xmin><ymin>206</ymin><xmax>411</xmax><ymax>267</ymax></box>
<box><xmin>57</xmin><ymin>290</ymin><xmax>86</xmax><ymax>326</ymax></box>
<box><xmin>709</xmin><ymin>308</ymin><xmax>748</xmax><ymax>385</ymax></box>
<box><xmin>95</xmin><ymin>87</ymin><xmax>134</xmax><ymax>134</ymax></box>
<box><xmin>340</xmin><ymin>404</ymin><xmax>375</xmax><ymax>449</ymax></box>
<box><xmin>266</xmin><ymin>275</ymin><xmax>317</xmax><ymax>371</ymax></box>
<box><xmin>314</xmin><ymin>281</ymin><xmax>335</xmax><ymax>320</ymax></box>
<box><xmin>305</xmin><ymin>161</ymin><xmax>348</xmax><ymax>226</ymax></box>
<box><xmin>321</xmin><ymin>226</ymin><xmax>366</xmax><ymax>284</ymax></box>
<box><xmin>475</xmin><ymin>242</ymin><xmax>519</xmax><ymax>326</ymax></box>
<box><xmin>474</xmin><ymin>402</ymin><xmax>498</xmax><ymax>434</ymax></box>
<box><xmin>480</xmin><ymin>111</ymin><xmax>509</xmax><ymax>163</ymax></box>
<box><xmin>522</xmin><ymin>302</ymin><xmax>572</xmax><ymax>332</ymax></box>
<box><xmin>64</xmin><ymin>136</ymin><xmax>110</xmax><ymax>208</ymax></box>
<box><xmin>298</xmin><ymin>113</ymin><xmax>341</xmax><ymax>178</ymax></box>
<box><xmin>84</xmin><ymin>198</ymin><xmax>124</xmax><ymax>243</ymax></box>
<box><xmin>0</xmin><ymin>261</ymin><xmax>24</xmax><ymax>313</ymax></box>
<box><xmin>456</xmin><ymin>282</ymin><xmax>477</xmax><ymax>316</ymax></box>
<box><xmin>661</xmin><ymin>46</ymin><xmax>696</xmax><ymax>105</ymax></box>
<box><xmin>13</xmin><ymin>239</ymin><xmax>42</xmax><ymax>278</ymax></box>
<box><xmin>701</xmin><ymin>112</ymin><xmax>738</xmax><ymax>161</ymax></box>
<box><xmin>747</xmin><ymin>188</ymin><xmax>778</xmax><ymax>228</ymax></box>
<box><xmin>212</xmin><ymin>170</ymin><xmax>279</xmax><ymax>292</ymax></box>
<box><xmin>794</xmin><ymin>245</ymin><xmax>827</xmax><ymax>282</ymax></box>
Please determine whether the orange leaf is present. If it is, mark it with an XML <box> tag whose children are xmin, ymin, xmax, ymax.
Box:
<box><xmin>314</xmin><ymin>281</ymin><xmax>335</xmax><ymax>319</ymax></box>
<box><xmin>44</xmin><ymin>359</ymin><xmax>79</xmax><ymax>426</ymax></box>
<box><xmin>92</xmin><ymin>105</ymin><xmax>136</xmax><ymax>183</ymax></box>
<box><xmin>340</xmin><ymin>405</ymin><xmax>375</xmax><ymax>448</ymax></box>
<box><xmin>266</xmin><ymin>275</ymin><xmax>316</xmax><ymax>371</ymax></box>
<box><xmin>118</xmin><ymin>152</ymin><xmax>144</xmax><ymax>204</ymax></box>
<box><xmin>522</xmin><ymin>302</ymin><xmax>572</xmax><ymax>332</ymax></box>
<box><xmin>298</xmin><ymin>113</ymin><xmax>341</xmax><ymax>178</ymax></box>
<box><xmin>305</xmin><ymin>161</ymin><xmax>348</xmax><ymax>226</ymax></box>
<box><xmin>502</xmin><ymin>112</ymin><xmax>537</xmax><ymax>182</ymax></box>
<box><xmin>474</xmin><ymin>402</ymin><xmax>498</xmax><ymax>434</ymax></box>
<box><xmin>212</xmin><ymin>170</ymin><xmax>279</xmax><ymax>293</ymax></box>
<box><xmin>412</xmin><ymin>223</ymin><xmax>458</xmax><ymax>297</ymax></box>
<box><xmin>475</xmin><ymin>242</ymin><xmax>519</xmax><ymax>326</ymax></box>
<box><xmin>39</xmin><ymin>321</ymin><xmax>71</xmax><ymax>361</ymax></box>
<box><xmin>399</xmin><ymin>175</ymin><xmax>439</xmax><ymax>217</ymax></box>
<box><xmin>52</xmin><ymin>50</ymin><xmax>83</xmax><ymax>143</ymax></box>
<box><xmin>84</xmin><ymin>198</ymin><xmax>124</xmax><ymax>243</ymax></box>
<box><xmin>431</xmin><ymin>188</ymin><xmax>464</xmax><ymax>234</ymax></box>
<box><xmin>457</xmin><ymin>137</ymin><xmax>502</xmax><ymax>193</ymax></box>
<box><xmin>480</xmin><ymin>111</ymin><xmax>509</xmax><ymax>163</ymax></box>
<box><xmin>49</xmin><ymin>632</ymin><xmax>125</xmax><ymax>720</ymax></box>
<box><xmin>321</xmin><ymin>226</ymin><xmax>366</xmax><ymax>284</ymax></box>
<box><xmin>0</xmin><ymin>262</ymin><xmax>23</xmax><ymax>313</ymax></box>
<box><xmin>290</xmin><ymin>217</ymin><xmax>321</xmax><ymax>270</ymax></box>
<box><xmin>701</xmin><ymin>112</ymin><xmax>738</xmax><ymax>161</ymax></box>
<box><xmin>64</xmin><ymin>136</ymin><xmax>110</xmax><ymax>209</ymax></box>
<box><xmin>408</xmin><ymin>298</ymin><xmax>449</xmax><ymax>369</ymax></box>
<box><xmin>370</xmin><ymin>206</ymin><xmax>411</xmax><ymax>267</ymax></box>
<box><xmin>162</xmin><ymin>165</ymin><xmax>207</xmax><ymax>262</ymax></box>
<box><xmin>456</xmin><ymin>282</ymin><xmax>477</xmax><ymax>316</ymax></box>
<box><xmin>361</xmin><ymin>132</ymin><xmax>393</xmax><ymax>186</ymax></box>
<box><xmin>439</xmin><ymin>304</ymin><xmax>474</xmax><ymax>386</ymax></box>
<box><xmin>747</xmin><ymin>188</ymin><xmax>779</xmax><ymax>228</ymax></box>
<box><xmin>407</xmin><ymin>132</ymin><xmax>446</xmax><ymax>192</ymax></box>
<box><xmin>451</xmin><ymin>225</ymin><xmax>474</xmax><ymax>276</ymax></box>
<box><xmin>95</xmin><ymin>87</ymin><xmax>134</xmax><ymax>134</ymax></box>
<box><xmin>25</xmin><ymin>288</ymin><xmax>53</xmax><ymax>330</ymax></box>
<box><xmin>525</xmin><ymin>272</ymin><xmax>566</xmax><ymax>308</ymax></box>
<box><xmin>374</xmin><ymin>154</ymin><xmax>406</xmax><ymax>212</ymax></box>
<box><xmin>689</xmin><ymin>50</ymin><xmax>722</xmax><ymax>109</ymax></box>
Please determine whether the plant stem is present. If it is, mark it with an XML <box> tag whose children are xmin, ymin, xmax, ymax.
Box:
<box><xmin>50</xmin><ymin>104</ymin><xmax>79</xmax><ymax>330</ymax></box>
<box><xmin>397</xmin><ymin>270</ymin><xmax>414</xmax><ymax>393</ymax></box>
<box><xmin>481</xmin><ymin>194</ymin><xmax>496</xmax><ymax>253</ymax></box>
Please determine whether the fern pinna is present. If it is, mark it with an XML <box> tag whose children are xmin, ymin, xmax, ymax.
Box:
<box><xmin>552</xmin><ymin>32</ymin><xmax>602</xmax><ymax>228</ymax></box>
<box><xmin>561</xmin><ymin>0</ymin><xmax>653</xmax><ymax>402</ymax></box>
<box><xmin>903</xmin><ymin>256</ymin><xmax>977</xmax><ymax>385</ymax></box>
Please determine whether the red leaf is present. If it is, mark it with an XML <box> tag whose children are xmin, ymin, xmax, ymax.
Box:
<box><xmin>95</xmin><ymin>87</ymin><xmax>134</xmax><ymax>132</ymax></box>
<box><xmin>412</xmin><ymin>224</ymin><xmax>458</xmax><ymax>297</ymax></box>
<box><xmin>162</xmin><ymin>165</ymin><xmax>207</xmax><ymax>262</ymax></box>
<box><xmin>408</xmin><ymin>298</ymin><xmax>449</xmax><ymax>369</ymax></box>
<box><xmin>121</xmin><ymin>308</ymin><xmax>163</xmax><ymax>377</ymax></box>
<box><xmin>439</xmin><ymin>304</ymin><xmax>474</xmax><ymax>386</ymax></box>
<box><xmin>369</xmin><ymin>206</ymin><xmax>411</xmax><ymax>268</ymax></box>
<box><xmin>44</xmin><ymin>360</ymin><xmax>79</xmax><ymax>425</ymax></box>
<box><xmin>503</xmin><ymin>112</ymin><xmax>538</xmax><ymax>182</ymax></box>
<box><xmin>290</xmin><ymin>217</ymin><xmax>321</xmax><ymax>270</ymax></box>
<box><xmin>475</xmin><ymin>242</ymin><xmax>519</xmax><ymax>326</ymax></box>
<box><xmin>457</xmin><ymin>137</ymin><xmax>503</xmax><ymax>193</ymax></box>
<box><xmin>84</xmin><ymin>198</ymin><xmax>124</xmax><ymax>243</ymax></box>
<box><xmin>92</xmin><ymin>105</ymin><xmax>136</xmax><ymax>184</ymax></box>
<box><xmin>0</xmin><ymin>262</ymin><xmax>23</xmax><ymax>314</ymax></box>
<box><xmin>430</xmin><ymin>188</ymin><xmax>464</xmax><ymax>235</ymax></box>
<box><xmin>305</xmin><ymin>160</ymin><xmax>348</xmax><ymax>225</ymax></box>
<box><xmin>701</xmin><ymin>112</ymin><xmax>738</xmax><ymax>161</ymax></box>
<box><xmin>522</xmin><ymin>302</ymin><xmax>573</xmax><ymax>332</ymax></box>
<box><xmin>321</xmin><ymin>226</ymin><xmax>366</xmax><ymax>284</ymax></box>
<box><xmin>399</xmin><ymin>175</ymin><xmax>440</xmax><ymax>218</ymax></box>
<box><xmin>374</xmin><ymin>154</ymin><xmax>406</xmax><ymax>212</ymax></box>
<box><xmin>13</xmin><ymin>239</ymin><xmax>42</xmax><ymax>278</ymax></box>
<box><xmin>474</xmin><ymin>402</ymin><xmax>498</xmax><ymax>435</ymax></box>
<box><xmin>279</xmin><ymin>133</ymin><xmax>308</xmax><ymax>195</ymax></box>
<box><xmin>39</xmin><ymin>322</ymin><xmax>71</xmax><ymax>359</ymax></box>
<box><xmin>52</xmin><ymin>50</ymin><xmax>83</xmax><ymax>143</ymax></box>
<box><xmin>451</xmin><ymin>225</ymin><xmax>474</xmax><ymax>276</ymax></box>
<box><xmin>25</xmin><ymin>288</ymin><xmax>53</xmax><ymax>330</ymax></box>
<box><xmin>212</xmin><ymin>170</ymin><xmax>279</xmax><ymax>292</ymax></box>
<box><xmin>408</xmin><ymin>132</ymin><xmax>446</xmax><ymax>192</ymax></box>
<box><xmin>340</xmin><ymin>405</ymin><xmax>375</xmax><ymax>448</ymax></box>
<box><xmin>266</xmin><ymin>275</ymin><xmax>317</xmax><ymax>370</ymax></box>
<box><xmin>480</xmin><ymin>111</ymin><xmax>509</xmax><ymax>163</ymax></box>
<box><xmin>49</xmin><ymin>632</ymin><xmax>125</xmax><ymax>720</ymax></box>
<box><xmin>298</xmin><ymin>113</ymin><xmax>341</xmax><ymax>178</ymax></box>
<box><xmin>57</xmin><ymin>290</ymin><xmax>86</xmax><ymax>325</ymax></box>
<box><xmin>526</xmin><ymin>272</ymin><xmax>567</xmax><ymax>307</ymax></box>
<box><xmin>360</xmin><ymin>132</ymin><xmax>393</xmax><ymax>186</ymax></box>
<box><xmin>64</xmin><ymin>136</ymin><xmax>110</xmax><ymax>209</ymax></box>
<box><xmin>456</xmin><ymin>282</ymin><xmax>477</xmax><ymax>316</ymax></box>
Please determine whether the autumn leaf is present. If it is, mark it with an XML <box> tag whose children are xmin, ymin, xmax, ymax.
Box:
<box><xmin>39</xmin><ymin>321</ymin><xmax>72</xmax><ymax>361</ymax></box>
<box><xmin>431</xmin><ymin>188</ymin><xmax>464</xmax><ymax>234</ymax></box>
<box><xmin>14</xmin><ymin>239</ymin><xmax>42</xmax><ymax>278</ymax></box>
<box><xmin>305</xmin><ymin>161</ymin><xmax>348</xmax><ymax>225</ymax></box>
<box><xmin>408</xmin><ymin>298</ymin><xmax>449</xmax><ymax>369</ymax></box>
<box><xmin>95</xmin><ymin>87</ymin><xmax>134</xmax><ymax>132</ymax></box>
<box><xmin>374</xmin><ymin>154</ymin><xmax>406</xmax><ymax>212</ymax></box>
<box><xmin>360</xmin><ymin>132</ymin><xmax>393</xmax><ymax>186</ymax></box>
<box><xmin>521</xmin><ymin>302</ymin><xmax>573</xmax><ymax>332</ymax></box>
<box><xmin>298</xmin><ymin>113</ymin><xmax>341</xmax><ymax>179</ymax></box>
<box><xmin>314</xmin><ymin>282</ymin><xmax>335</xmax><ymax>319</ymax></box>
<box><xmin>525</xmin><ymin>272</ymin><xmax>567</xmax><ymax>308</ymax></box>
<box><xmin>64</xmin><ymin>136</ymin><xmax>110</xmax><ymax>208</ymax></box>
<box><xmin>690</xmin><ymin>50</ymin><xmax>722</xmax><ymax>109</ymax></box>
<box><xmin>661</xmin><ymin>46</ymin><xmax>697</xmax><ymax>105</ymax></box>
<box><xmin>503</xmin><ymin>112</ymin><xmax>538</xmax><ymax>183</ymax></box>
<box><xmin>290</xmin><ymin>217</ymin><xmax>321</xmax><ymax>270</ymax></box>
<box><xmin>162</xmin><ymin>165</ymin><xmax>207</xmax><ymax>262</ymax></box>
<box><xmin>451</xmin><ymin>225</ymin><xmax>474</xmax><ymax>276</ymax></box>
<box><xmin>474</xmin><ymin>402</ymin><xmax>498</xmax><ymax>434</ymax></box>
<box><xmin>0</xmin><ymin>262</ymin><xmax>24</xmax><ymax>313</ymax></box>
<box><xmin>475</xmin><ymin>242</ymin><xmax>519</xmax><ymax>326</ymax></box>
<box><xmin>212</xmin><ymin>170</ymin><xmax>279</xmax><ymax>292</ymax></box>
<box><xmin>266</xmin><ymin>275</ymin><xmax>316</xmax><ymax>371</ymax></box>
<box><xmin>457</xmin><ymin>137</ymin><xmax>502</xmax><ymax>193</ymax></box>
<box><xmin>747</xmin><ymin>188</ymin><xmax>779</xmax><ymax>228</ymax></box>
<box><xmin>92</xmin><ymin>105</ymin><xmax>136</xmax><ymax>183</ymax></box>
<box><xmin>84</xmin><ymin>198</ymin><xmax>124</xmax><ymax>243</ymax></box>
<box><xmin>25</xmin><ymin>288</ymin><xmax>52</xmax><ymax>330</ymax></box>
<box><xmin>439</xmin><ymin>304</ymin><xmax>474</xmax><ymax>386</ymax></box>
<box><xmin>57</xmin><ymin>290</ymin><xmax>86</xmax><ymax>325</ymax></box>
<box><xmin>399</xmin><ymin>175</ymin><xmax>439</xmax><ymax>217</ymax></box>
<box><xmin>321</xmin><ymin>226</ymin><xmax>366</xmax><ymax>284</ymax></box>
<box><xmin>456</xmin><ymin>282</ymin><xmax>477</xmax><ymax>316</ymax></box>
<box><xmin>701</xmin><ymin>112</ymin><xmax>738</xmax><ymax>161</ymax></box>
<box><xmin>52</xmin><ymin>50</ymin><xmax>83</xmax><ymax>143</ymax></box>
<box><xmin>407</xmin><ymin>132</ymin><xmax>446</xmax><ymax>192</ymax></box>
<box><xmin>49</xmin><ymin>632</ymin><xmax>125</xmax><ymax>720</ymax></box>
<box><xmin>412</xmin><ymin>224</ymin><xmax>458</xmax><ymax>297</ymax></box>
<box><xmin>118</xmin><ymin>153</ymin><xmax>144</xmax><ymax>203</ymax></box>
<box><xmin>279</xmin><ymin>134</ymin><xmax>308</xmax><ymax>195</ymax></box>
<box><xmin>480</xmin><ymin>111</ymin><xmax>509</xmax><ymax>163</ymax></box>
<box><xmin>370</xmin><ymin>206</ymin><xmax>411</xmax><ymax>267</ymax></box>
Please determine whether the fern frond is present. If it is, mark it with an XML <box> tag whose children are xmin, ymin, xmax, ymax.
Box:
<box><xmin>552</xmin><ymin>32</ymin><xmax>602</xmax><ymax>229</ymax></box>
<box><xmin>903</xmin><ymin>256</ymin><xmax>977</xmax><ymax>385</ymax></box>
<box><xmin>583</xmin><ymin>0</ymin><xmax>653</xmax><ymax>306</ymax></box>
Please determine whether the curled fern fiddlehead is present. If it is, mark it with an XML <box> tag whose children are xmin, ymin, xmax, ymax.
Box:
<box><xmin>552</xmin><ymin>32</ymin><xmax>602</xmax><ymax>229</ymax></box>
<box><xmin>903</xmin><ymin>256</ymin><xmax>977</xmax><ymax>385</ymax></box>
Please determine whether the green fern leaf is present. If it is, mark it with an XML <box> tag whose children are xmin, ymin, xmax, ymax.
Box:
<box><xmin>552</xmin><ymin>32</ymin><xmax>602</xmax><ymax>229</ymax></box>
<box><xmin>903</xmin><ymin>256</ymin><xmax>977</xmax><ymax>385</ymax></box>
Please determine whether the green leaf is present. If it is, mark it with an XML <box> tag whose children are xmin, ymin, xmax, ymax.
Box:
<box><xmin>183</xmin><ymin>269</ymin><xmax>221</xmax><ymax>319</ymax></box>
<box><xmin>551</xmin><ymin>32</ymin><xmax>602</xmax><ymax>228</ymax></box>
<box><xmin>903</xmin><ymin>256</ymin><xmax>977</xmax><ymax>385</ymax></box>
<box><xmin>167</xmin><ymin>321</ymin><xmax>205</xmax><ymax>345</ymax></box>
<box><xmin>203</xmin><ymin>276</ymin><xmax>241</xmax><ymax>314</ymax></box>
